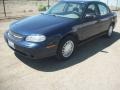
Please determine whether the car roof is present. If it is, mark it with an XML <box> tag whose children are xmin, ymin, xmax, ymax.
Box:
<box><xmin>59</xmin><ymin>0</ymin><xmax>103</xmax><ymax>4</ymax></box>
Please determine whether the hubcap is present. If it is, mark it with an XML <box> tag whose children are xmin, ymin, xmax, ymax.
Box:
<box><xmin>108</xmin><ymin>26</ymin><xmax>113</xmax><ymax>37</ymax></box>
<box><xmin>62</xmin><ymin>40</ymin><xmax>74</xmax><ymax>58</ymax></box>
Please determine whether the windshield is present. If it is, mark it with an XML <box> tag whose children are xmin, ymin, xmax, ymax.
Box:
<box><xmin>45</xmin><ymin>2</ymin><xmax>85</xmax><ymax>19</ymax></box>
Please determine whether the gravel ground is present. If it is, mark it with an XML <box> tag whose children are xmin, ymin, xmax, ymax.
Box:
<box><xmin>0</xmin><ymin>15</ymin><xmax>120</xmax><ymax>90</ymax></box>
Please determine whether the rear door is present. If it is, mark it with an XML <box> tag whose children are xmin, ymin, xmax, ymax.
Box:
<box><xmin>97</xmin><ymin>3</ymin><xmax>112</xmax><ymax>32</ymax></box>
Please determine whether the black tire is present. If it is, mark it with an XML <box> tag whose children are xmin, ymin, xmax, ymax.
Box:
<box><xmin>56</xmin><ymin>36</ymin><xmax>77</xmax><ymax>60</ymax></box>
<box><xmin>106</xmin><ymin>24</ymin><xmax>114</xmax><ymax>38</ymax></box>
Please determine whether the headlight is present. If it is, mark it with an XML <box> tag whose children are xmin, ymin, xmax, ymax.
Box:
<box><xmin>26</xmin><ymin>34</ymin><xmax>46</xmax><ymax>42</ymax></box>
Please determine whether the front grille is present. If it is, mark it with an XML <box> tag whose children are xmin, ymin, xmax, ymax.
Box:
<box><xmin>8</xmin><ymin>30</ymin><xmax>24</xmax><ymax>41</ymax></box>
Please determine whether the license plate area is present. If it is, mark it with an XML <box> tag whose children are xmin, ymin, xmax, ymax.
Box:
<box><xmin>8</xmin><ymin>40</ymin><xmax>15</xmax><ymax>49</ymax></box>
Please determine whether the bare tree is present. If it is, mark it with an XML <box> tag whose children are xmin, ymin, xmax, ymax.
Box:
<box><xmin>3</xmin><ymin>0</ymin><xmax>6</xmax><ymax>17</ymax></box>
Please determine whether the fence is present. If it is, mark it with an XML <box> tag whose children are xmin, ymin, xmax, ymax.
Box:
<box><xmin>99</xmin><ymin>0</ymin><xmax>120</xmax><ymax>10</ymax></box>
<box><xmin>0</xmin><ymin>0</ymin><xmax>120</xmax><ymax>19</ymax></box>
<box><xmin>0</xmin><ymin>0</ymin><xmax>57</xmax><ymax>18</ymax></box>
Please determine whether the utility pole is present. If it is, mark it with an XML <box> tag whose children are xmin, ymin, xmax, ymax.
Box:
<box><xmin>107</xmin><ymin>0</ymin><xmax>108</xmax><ymax>5</ymax></box>
<box><xmin>3</xmin><ymin>0</ymin><xmax>6</xmax><ymax>17</ymax></box>
<box><xmin>116</xmin><ymin>0</ymin><xmax>118</xmax><ymax>11</ymax></box>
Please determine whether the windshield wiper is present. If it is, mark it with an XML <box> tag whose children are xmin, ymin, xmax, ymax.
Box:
<box><xmin>41</xmin><ymin>12</ymin><xmax>45</xmax><ymax>15</ymax></box>
<box><xmin>41</xmin><ymin>13</ymin><xmax>57</xmax><ymax>17</ymax></box>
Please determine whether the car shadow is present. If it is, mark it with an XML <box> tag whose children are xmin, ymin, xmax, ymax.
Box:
<box><xmin>15</xmin><ymin>32</ymin><xmax>120</xmax><ymax>72</ymax></box>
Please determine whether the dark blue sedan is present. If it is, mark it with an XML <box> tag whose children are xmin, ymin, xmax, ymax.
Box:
<box><xmin>4</xmin><ymin>1</ymin><xmax>117</xmax><ymax>60</ymax></box>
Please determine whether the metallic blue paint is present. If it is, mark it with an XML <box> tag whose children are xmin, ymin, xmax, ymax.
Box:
<box><xmin>4</xmin><ymin>1</ymin><xmax>117</xmax><ymax>59</ymax></box>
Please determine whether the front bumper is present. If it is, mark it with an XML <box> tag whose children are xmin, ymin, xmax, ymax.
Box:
<box><xmin>4</xmin><ymin>31</ymin><xmax>58</xmax><ymax>59</ymax></box>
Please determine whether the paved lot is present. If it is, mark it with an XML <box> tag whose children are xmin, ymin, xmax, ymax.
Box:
<box><xmin>0</xmin><ymin>16</ymin><xmax>120</xmax><ymax>90</ymax></box>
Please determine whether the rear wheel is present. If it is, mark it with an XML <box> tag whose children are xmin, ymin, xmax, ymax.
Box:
<box><xmin>107</xmin><ymin>25</ymin><xmax>114</xmax><ymax>37</ymax></box>
<box><xmin>57</xmin><ymin>36</ymin><xmax>77</xmax><ymax>60</ymax></box>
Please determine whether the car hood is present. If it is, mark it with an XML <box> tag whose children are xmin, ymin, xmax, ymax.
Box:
<box><xmin>10</xmin><ymin>14</ymin><xmax>76</xmax><ymax>35</ymax></box>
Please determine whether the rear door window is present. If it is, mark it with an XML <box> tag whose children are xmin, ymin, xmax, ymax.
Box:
<box><xmin>98</xmin><ymin>4</ymin><xmax>110</xmax><ymax>16</ymax></box>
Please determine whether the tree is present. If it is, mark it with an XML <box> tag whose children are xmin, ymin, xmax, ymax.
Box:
<box><xmin>3</xmin><ymin>0</ymin><xmax>6</xmax><ymax>17</ymax></box>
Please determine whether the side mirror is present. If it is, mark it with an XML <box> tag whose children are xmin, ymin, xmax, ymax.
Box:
<box><xmin>85</xmin><ymin>13</ymin><xmax>96</xmax><ymax>19</ymax></box>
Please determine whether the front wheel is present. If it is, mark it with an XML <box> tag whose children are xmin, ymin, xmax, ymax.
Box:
<box><xmin>56</xmin><ymin>36</ymin><xmax>77</xmax><ymax>60</ymax></box>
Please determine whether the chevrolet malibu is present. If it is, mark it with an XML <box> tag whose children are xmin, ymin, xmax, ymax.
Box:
<box><xmin>4</xmin><ymin>1</ymin><xmax>117</xmax><ymax>60</ymax></box>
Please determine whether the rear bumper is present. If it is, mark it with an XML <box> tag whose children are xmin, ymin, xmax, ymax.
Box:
<box><xmin>4</xmin><ymin>31</ymin><xmax>58</xmax><ymax>59</ymax></box>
